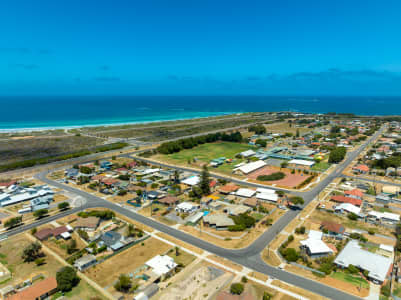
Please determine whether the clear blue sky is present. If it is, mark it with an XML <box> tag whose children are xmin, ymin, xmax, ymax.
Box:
<box><xmin>1</xmin><ymin>0</ymin><xmax>401</xmax><ymax>96</ymax></box>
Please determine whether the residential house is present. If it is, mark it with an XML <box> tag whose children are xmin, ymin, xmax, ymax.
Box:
<box><xmin>74</xmin><ymin>216</ymin><xmax>100</xmax><ymax>231</ymax></box>
<box><xmin>334</xmin><ymin>240</ymin><xmax>392</xmax><ymax>284</ymax></box>
<box><xmin>344</xmin><ymin>189</ymin><xmax>364</xmax><ymax>200</ymax></box>
<box><xmin>203</xmin><ymin>213</ymin><xmax>235</xmax><ymax>230</ymax></box>
<box><xmin>300</xmin><ymin>230</ymin><xmax>333</xmax><ymax>259</ymax></box>
<box><xmin>134</xmin><ymin>283</ymin><xmax>159</xmax><ymax>300</ymax></box>
<box><xmin>157</xmin><ymin>196</ymin><xmax>179</xmax><ymax>206</ymax></box>
<box><xmin>145</xmin><ymin>255</ymin><xmax>177</xmax><ymax>280</ymax></box>
<box><xmin>218</xmin><ymin>183</ymin><xmax>239</xmax><ymax>194</ymax></box>
<box><xmin>352</xmin><ymin>164</ymin><xmax>370</xmax><ymax>174</ymax></box>
<box><xmin>74</xmin><ymin>254</ymin><xmax>97</xmax><ymax>271</ymax></box>
<box><xmin>320</xmin><ymin>221</ymin><xmax>345</xmax><ymax>238</ymax></box>
<box><xmin>6</xmin><ymin>277</ymin><xmax>57</xmax><ymax>300</ymax></box>
<box><xmin>99</xmin><ymin>231</ymin><xmax>125</xmax><ymax>251</ymax></box>
<box><xmin>330</xmin><ymin>195</ymin><xmax>362</xmax><ymax>207</ymax></box>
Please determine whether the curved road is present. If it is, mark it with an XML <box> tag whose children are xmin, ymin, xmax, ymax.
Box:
<box><xmin>1</xmin><ymin>127</ymin><xmax>383</xmax><ymax>300</ymax></box>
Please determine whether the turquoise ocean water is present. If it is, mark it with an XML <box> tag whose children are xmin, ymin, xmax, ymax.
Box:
<box><xmin>1</xmin><ymin>96</ymin><xmax>400</xmax><ymax>131</ymax></box>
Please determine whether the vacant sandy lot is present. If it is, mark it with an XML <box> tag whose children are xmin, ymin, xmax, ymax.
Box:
<box><xmin>85</xmin><ymin>237</ymin><xmax>171</xmax><ymax>287</ymax></box>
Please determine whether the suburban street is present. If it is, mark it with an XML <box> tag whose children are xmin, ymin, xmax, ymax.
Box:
<box><xmin>0</xmin><ymin>126</ymin><xmax>384</xmax><ymax>300</ymax></box>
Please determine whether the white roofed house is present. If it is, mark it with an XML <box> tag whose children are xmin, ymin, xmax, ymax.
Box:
<box><xmin>145</xmin><ymin>255</ymin><xmax>177</xmax><ymax>281</ymax></box>
<box><xmin>255</xmin><ymin>188</ymin><xmax>278</xmax><ymax>202</ymax></box>
<box><xmin>334</xmin><ymin>240</ymin><xmax>392</xmax><ymax>284</ymax></box>
<box><xmin>235</xmin><ymin>188</ymin><xmax>256</xmax><ymax>198</ymax></box>
<box><xmin>334</xmin><ymin>203</ymin><xmax>361</xmax><ymax>216</ymax></box>
<box><xmin>175</xmin><ymin>201</ymin><xmax>199</xmax><ymax>213</ymax></box>
<box><xmin>300</xmin><ymin>230</ymin><xmax>333</xmax><ymax>259</ymax></box>
<box><xmin>367</xmin><ymin>210</ymin><xmax>400</xmax><ymax>224</ymax></box>
<box><xmin>181</xmin><ymin>175</ymin><xmax>200</xmax><ymax>186</ymax></box>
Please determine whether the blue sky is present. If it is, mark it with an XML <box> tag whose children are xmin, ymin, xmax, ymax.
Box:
<box><xmin>1</xmin><ymin>0</ymin><xmax>401</xmax><ymax>96</ymax></box>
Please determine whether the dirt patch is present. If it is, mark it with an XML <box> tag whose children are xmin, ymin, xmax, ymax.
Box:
<box><xmin>85</xmin><ymin>237</ymin><xmax>171</xmax><ymax>287</ymax></box>
<box><xmin>248</xmin><ymin>166</ymin><xmax>311</xmax><ymax>188</ymax></box>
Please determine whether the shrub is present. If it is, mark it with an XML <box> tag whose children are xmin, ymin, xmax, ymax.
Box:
<box><xmin>230</xmin><ymin>283</ymin><xmax>244</xmax><ymax>295</ymax></box>
<box><xmin>347</xmin><ymin>264</ymin><xmax>358</xmax><ymax>274</ymax></box>
<box><xmin>347</xmin><ymin>213</ymin><xmax>358</xmax><ymax>220</ymax></box>
<box><xmin>58</xmin><ymin>202</ymin><xmax>70</xmax><ymax>210</ymax></box>
<box><xmin>257</xmin><ymin>172</ymin><xmax>285</xmax><ymax>181</ymax></box>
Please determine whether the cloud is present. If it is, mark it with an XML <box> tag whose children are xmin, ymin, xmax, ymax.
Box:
<box><xmin>94</xmin><ymin>76</ymin><xmax>120</xmax><ymax>82</ymax></box>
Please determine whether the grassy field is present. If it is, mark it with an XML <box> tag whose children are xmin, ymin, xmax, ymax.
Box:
<box><xmin>311</xmin><ymin>161</ymin><xmax>331</xmax><ymax>172</ymax></box>
<box><xmin>161</xmin><ymin>141</ymin><xmax>256</xmax><ymax>164</ymax></box>
<box><xmin>51</xmin><ymin>280</ymin><xmax>108</xmax><ymax>300</ymax></box>
<box><xmin>330</xmin><ymin>271</ymin><xmax>369</xmax><ymax>289</ymax></box>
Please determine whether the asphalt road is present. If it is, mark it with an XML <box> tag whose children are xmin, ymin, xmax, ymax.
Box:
<box><xmin>0</xmin><ymin>127</ymin><xmax>383</xmax><ymax>300</ymax></box>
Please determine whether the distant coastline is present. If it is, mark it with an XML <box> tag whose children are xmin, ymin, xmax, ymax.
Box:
<box><xmin>1</xmin><ymin>95</ymin><xmax>401</xmax><ymax>132</ymax></box>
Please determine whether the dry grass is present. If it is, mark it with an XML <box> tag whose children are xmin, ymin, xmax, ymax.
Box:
<box><xmin>0</xmin><ymin>234</ymin><xmax>64</xmax><ymax>288</ymax></box>
<box><xmin>156</xmin><ymin>232</ymin><xmax>203</xmax><ymax>254</ymax></box>
<box><xmin>249</xmin><ymin>271</ymin><xmax>269</xmax><ymax>282</ymax></box>
<box><xmin>85</xmin><ymin>237</ymin><xmax>171</xmax><ymax>287</ymax></box>
<box><xmin>207</xmin><ymin>255</ymin><xmax>243</xmax><ymax>272</ymax></box>
<box><xmin>43</xmin><ymin>232</ymin><xmax>87</xmax><ymax>260</ymax></box>
<box><xmin>272</xmin><ymin>280</ymin><xmax>329</xmax><ymax>300</ymax></box>
<box><xmin>264</xmin><ymin>122</ymin><xmax>311</xmax><ymax>135</ymax></box>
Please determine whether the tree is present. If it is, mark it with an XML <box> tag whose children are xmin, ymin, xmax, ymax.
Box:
<box><xmin>289</xmin><ymin>196</ymin><xmax>304</xmax><ymax>206</ymax></box>
<box><xmin>347</xmin><ymin>212</ymin><xmax>358</xmax><ymax>220</ymax></box>
<box><xmin>22</xmin><ymin>242</ymin><xmax>42</xmax><ymax>262</ymax></box>
<box><xmin>263</xmin><ymin>292</ymin><xmax>273</xmax><ymax>300</ymax></box>
<box><xmin>280</xmin><ymin>161</ymin><xmax>288</xmax><ymax>169</ymax></box>
<box><xmin>328</xmin><ymin>147</ymin><xmax>346</xmax><ymax>163</ymax></box>
<box><xmin>255</xmin><ymin>139</ymin><xmax>267</xmax><ymax>147</ymax></box>
<box><xmin>241</xmin><ymin>276</ymin><xmax>248</xmax><ymax>283</ymax></box>
<box><xmin>173</xmin><ymin>170</ymin><xmax>180</xmax><ymax>183</ymax></box>
<box><xmin>348</xmin><ymin>264</ymin><xmax>358</xmax><ymax>274</ymax></box>
<box><xmin>58</xmin><ymin>202</ymin><xmax>70</xmax><ymax>211</ymax></box>
<box><xmin>296</xmin><ymin>129</ymin><xmax>300</xmax><ymax>137</ymax></box>
<box><xmin>33</xmin><ymin>209</ymin><xmax>48</xmax><ymax>219</ymax></box>
<box><xmin>31</xmin><ymin>227</ymin><xmax>37</xmax><ymax>235</ymax></box>
<box><xmin>114</xmin><ymin>274</ymin><xmax>132</xmax><ymax>292</ymax></box>
<box><xmin>175</xmin><ymin>246</ymin><xmax>180</xmax><ymax>256</ymax></box>
<box><xmin>4</xmin><ymin>216</ymin><xmax>22</xmax><ymax>229</ymax></box>
<box><xmin>79</xmin><ymin>166</ymin><xmax>92</xmax><ymax>174</ymax></box>
<box><xmin>230</xmin><ymin>283</ymin><xmax>244</xmax><ymax>295</ymax></box>
<box><xmin>126</xmin><ymin>224</ymin><xmax>136</xmax><ymax>238</ymax></box>
<box><xmin>282</xmin><ymin>248</ymin><xmax>299</xmax><ymax>262</ymax></box>
<box><xmin>200</xmin><ymin>165</ymin><xmax>211</xmax><ymax>195</ymax></box>
<box><xmin>66</xmin><ymin>239</ymin><xmax>77</xmax><ymax>254</ymax></box>
<box><xmin>56</xmin><ymin>266</ymin><xmax>80</xmax><ymax>292</ymax></box>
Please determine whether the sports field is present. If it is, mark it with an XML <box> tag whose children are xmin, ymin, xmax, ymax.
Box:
<box><xmin>160</xmin><ymin>142</ymin><xmax>256</xmax><ymax>164</ymax></box>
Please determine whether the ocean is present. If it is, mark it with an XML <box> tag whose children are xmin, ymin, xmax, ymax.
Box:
<box><xmin>1</xmin><ymin>96</ymin><xmax>400</xmax><ymax>131</ymax></box>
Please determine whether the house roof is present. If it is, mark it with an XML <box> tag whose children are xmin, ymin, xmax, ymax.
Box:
<box><xmin>235</xmin><ymin>188</ymin><xmax>256</xmax><ymax>198</ymax></box>
<box><xmin>218</xmin><ymin>183</ymin><xmax>239</xmax><ymax>193</ymax></box>
<box><xmin>145</xmin><ymin>255</ymin><xmax>177</xmax><ymax>276</ymax></box>
<box><xmin>353</xmin><ymin>164</ymin><xmax>370</xmax><ymax>172</ymax></box>
<box><xmin>7</xmin><ymin>277</ymin><xmax>57</xmax><ymax>300</ymax></box>
<box><xmin>334</xmin><ymin>240</ymin><xmax>392</xmax><ymax>282</ymax></box>
<box><xmin>181</xmin><ymin>176</ymin><xmax>200</xmax><ymax>186</ymax></box>
<box><xmin>321</xmin><ymin>221</ymin><xmax>345</xmax><ymax>234</ymax></box>
<box><xmin>75</xmin><ymin>254</ymin><xmax>96</xmax><ymax>267</ymax></box>
<box><xmin>243</xmin><ymin>197</ymin><xmax>258</xmax><ymax>207</ymax></box>
<box><xmin>300</xmin><ymin>238</ymin><xmax>333</xmax><ymax>255</ymax></box>
<box><xmin>74</xmin><ymin>216</ymin><xmax>100</xmax><ymax>229</ymax></box>
<box><xmin>330</xmin><ymin>195</ymin><xmax>362</xmax><ymax>206</ymax></box>
<box><xmin>158</xmin><ymin>196</ymin><xmax>179</xmax><ymax>205</ymax></box>
<box><xmin>101</xmin><ymin>231</ymin><xmax>122</xmax><ymax>247</ymax></box>
<box><xmin>34</xmin><ymin>228</ymin><xmax>54</xmax><ymax>240</ymax></box>
<box><xmin>345</xmin><ymin>188</ymin><xmax>364</xmax><ymax>198</ymax></box>
<box><xmin>52</xmin><ymin>226</ymin><xmax>69</xmax><ymax>237</ymax></box>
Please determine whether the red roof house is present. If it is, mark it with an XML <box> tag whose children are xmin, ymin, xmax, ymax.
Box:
<box><xmin>330</xmin><ymin>195</ymin><xmax>362</xmax><ymax>206</ymax></box>
<box><xmin>345</xmin><ymin>188</ymin><xmax>364</xmax><ymax>199</ymax></box>
<box><xmin>352</xmin><ymin>164</ymin><xmax>370</xmax><ymax>174</ymax></box>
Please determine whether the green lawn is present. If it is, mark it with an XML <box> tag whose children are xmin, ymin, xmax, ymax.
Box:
<box><xmin>251</xmin><ymin>213</ymin><xmax>265</xmax><ymax>221</ymax></box>
<box><xmin>311</xmin><ymin>161</ymin><xmax>330</xmax><ymax>172</ymax></box>
<box><xmin>164</xmin><ymin>142</ymin><xmax>256</xmax><ymax>164</ymax></box>
<box><xmin>330</xmin><ymin>271</ymin><xmax>369</xmax><ymax>289</ymax></box>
